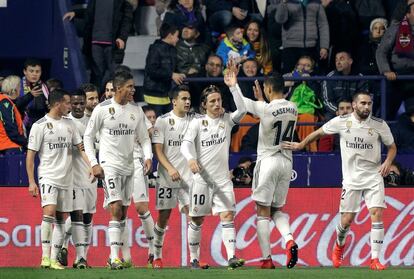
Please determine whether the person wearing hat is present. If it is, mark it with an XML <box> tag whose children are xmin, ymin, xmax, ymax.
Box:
<box><xmin>392</xmin><ymin>97</ymin><xmax>414</xmax><ymax>152</ymax></box>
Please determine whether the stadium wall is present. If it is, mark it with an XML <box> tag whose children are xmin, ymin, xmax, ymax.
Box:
<box><xmin>0</xmin><ymin>188</ymin><xmax>412</xmax><ymax>267</ymax></box>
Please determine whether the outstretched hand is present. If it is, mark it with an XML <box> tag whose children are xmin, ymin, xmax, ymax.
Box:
<box><xmin>281</xmin><ymin>141</ymin><xmax>304</xmax><ymax>151</ymax></box>
<box><xmin>224</xmin><ymin>69</ymin><xmax>237</xmax><ymax>87</ymax></box>
<box><xmin>253</xmin><ymin>80</ymin><xmax>264</xmax><ymax>101</ymax></box>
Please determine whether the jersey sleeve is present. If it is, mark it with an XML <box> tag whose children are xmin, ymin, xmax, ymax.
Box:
<box><xmin>84</xmin><ymin>107</ymin><xmax>102</xmax><ymax>166</ymax></box>
<box><xmin>136</xmin><ymin>107</ymin><xmax>153</xmax><ymax>160</ymax></box>
<box><xmin>183</xmin><ymin>118</ymin><xmax>199</xmax><ymax>143</ymax></box>
<box><xmin>27</xmin><ymin>123</ymin><xmax>43</xmax><ymax>152</ymax></box>
<box><xmin>379</xmin><ymin>121</ymin><xmax>394</xmax><ymax>146</ymax></box>
<box><xmin>152</xmin><ymin>117</ymin><xmax>165</xmax><ymax>144</ymax></box>
<box><xmin>243</xmin><ymin>97</ymin><xmax>265</xmax><ymax>118</ymax></box>
<box><xmin>322</xmin><ymin>116</ymin><xmax>342</xmax><ymax>135</ymax></box>
<box><xmin>71</xmin><ymin>122</ymin><xmax>82</xmax><ymax>146</ymax></box>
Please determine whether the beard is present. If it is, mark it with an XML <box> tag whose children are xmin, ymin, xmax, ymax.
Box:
<box><xmin>355</xmin><ymin>109</ymin><xmax>370</xmax><ymax>119</ymax></box>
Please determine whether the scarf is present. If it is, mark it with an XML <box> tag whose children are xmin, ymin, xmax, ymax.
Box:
<box><xmin>395</xmin><ymin>16</ymin><xmax>414</xmax><ymax>57</ymax></box>
<box><xmin>177</xmin><ymin>4</ymin><xmax>197</xmax><ymax>25</ymax></box>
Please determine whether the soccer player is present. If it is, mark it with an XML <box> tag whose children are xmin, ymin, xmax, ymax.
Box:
<box><xmin>57</xmin><ymin>89</ymin><xmax>98</xmax><ymax>268</ymax></box>
<box><xmin>26</xmin><ymin>89</ymin><xmax>86</xmax><ymax>269</ymax></box>
<box><xmin>84</xmin><ymin>71</ymin><xmax>152</xmax><ymax>270</ymax></box>
<box><xmin>151</xmin><ymin>85</ymin><xmax>194</xmax><ymax>268</ymax></box>
<box><xmin>241</xmin><ymin>74</ymin><xmax>299</xmax><ymax>269</ymax></box>
<box><xmin>82</xmin><ymin>83</ymin><xmax>100</xmax><ymax>118</ymax></box>
<box><xmin>180</xmin><ymin>69</ymin><xmax>246</xmax><ymax>269</ymax></box>
<box><xmin>283</xmin><ymin>92</ymin><xmax>397</xmax><ymax>270</ymax></box>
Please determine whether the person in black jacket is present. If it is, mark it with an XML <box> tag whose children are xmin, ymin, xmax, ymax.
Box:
<box><xmin>82</xmin><ymin>0</ymin><xmax>133</xmax><ymax>91</ymax></box>
<box><xmin>206</xmin><ymin>0</ymin><xmax>252</xmax><ymax>33</ymax></box>
<box><xmin>143</xmin><ymin>23</ymin><xmax>184</xmax><ymax>116</ymax></box>
<box><xmin>392</xmin><ymin>98</ymin><xmax>414</xmax><ymax>152</ymax></box>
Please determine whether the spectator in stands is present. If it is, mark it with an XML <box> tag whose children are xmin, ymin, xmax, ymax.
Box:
<box><xmin>244</xmin><ymin>20</ymin><xmax>272</xmax><ymax>75</ymax></box>
<box><xmin>20</xmin><ymin>59</ymin><xmax>49</xmax><ymax>132</ymax></box>
<box><xmin>83</xmin><ymin>0</ymin><xmax>133</xmax><ymax>90</ymax></box>
<box><xmin>163</xmin><ymin>0</ymin><xmax>209</xmax><ymax>44</ymax></box>
<box><xmin>352</xmin><ymin>0</ymin><xmax>386</xmax><ymax>36</ymax></box>
<box><xmin>155</xmin><ymin>0</ymin><xmax>171</xmax><ymax>34</ymax></box>
<box><xmin>176</xmin><ymin>24</ymin><xmax>210</xmax><ymax>76</ymax></box>
<box><xmin>205</xmin><ymin>0</ymin><xmax>251</xmax><ymax>34</ymax></box>
<box><xmin>142</xmin><ymin>105</ymin><xmax>157</xmax><ymax>126</ymax></box>
<box><xmin>266</xmin><ymin>0</ymin><xmax>283</xmax><ymax>73</ymax></box>
<box><xmin>45</xmin><ymin>78</ymin><xmax>63</xmax><ymax>93</ymax></box>
<box><xmin>238</xmin><ymin>59</ymin><xmax>261</xmax><ymax>100</ymax></box>
<box><xmin>384</xmin><ymin>160</ymin><xmax>414</xmax><ymax>186</ymax></box>
<box><xmin>376</xmin><ymin>1</ymin><xmax>414</xmax><ymax>120</ymax></box>
<box><xmin>284</xmin><ymin>56</ymin><xmax>320</xmax><ymax>98</ymax></box>
<box><xmin>0</xmin><ymin>76</ymin><xmax>27</xmax><ymax>154</ymax></box>
<box><xmin>143</xmin><ymin>23</ymin><xmax>183</xmax><ymax>116</ymax></box>
<box><xmin>392</xmin><ymin>98</ymin><xmax>414</xmax><ymax>152</ymax></box>
<box><xmin>275</xmin><ymin>0</ymin><xmax>329</xmax><ymax>74</ymax></box>
<box><xmin>216</xmin><ymin>25</ymin><xmax>255</xmax><ymax>67</ymax></box>
<box><xmin>318</xmin><ymin>98</ymin><xmax>353</xmax><ymax>152</ymax></box>
<box><xmin>322</xmin><ymin>0</ymin><xmax>359</xmax><ymax>66</ymax></box>
<box><xmin>322</xmin><ymin>51</ymin><xmax>369</xmax><ymax>119</ymax></box>
<box><xmin>80</xmin><ymin>83</ymin><xmax>100</xmax><ymax>117</ymax></box>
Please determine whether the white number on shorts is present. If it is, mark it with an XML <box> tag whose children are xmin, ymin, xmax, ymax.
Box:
<box><xmin>158</xmin><ymin>188</ymin><xmax>172</xmax><ymax>199</ymax></box>
<box><xmin>41</xmin><ymin>184</ymin><xmax>52</xmax><ymax>194</ymax></box>
<box><xmin>108</xmin><ymin>178</ymin><xmax>116</xmax><ymax>189</ymax></box>
<box><xmin>193</xmin><ymin>194</ymin><xmax>205</xmax><ymax>205</ymax></box>
<box><xmin>272</xmin><ymin>120</ymin><xmax>295</xmax><ymax>146</ymax></box>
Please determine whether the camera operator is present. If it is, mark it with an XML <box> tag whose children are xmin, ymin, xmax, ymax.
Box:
<box><xmin>384</xmin><ymin>161</ymin><xmax>414</xmax><ymax>187</ymax></box>
<box><xmin>230</xmin><ymin>157</ymin><xmax>255</xmax><ymax>186</ymax></box>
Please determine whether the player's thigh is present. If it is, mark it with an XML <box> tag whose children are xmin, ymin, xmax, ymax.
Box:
<box><xmin>364</xmin><ymin>182</ymin><xmax>386</xmax><ymax>210</ymax></box>
<box><xmin>132</xmin><ymin>164</ymin><xmax>149</xmax><ymax>203</ymax></box>
<box><xmin>40</xmin><ymin>183</ymin><xmax>59</xmax><ymax>208</ymax></box>
<box><xmin>56</xmin><ymin>187</ymin><xmax>74</xmax><ymax>213</ymax></box>
<box><xmin>189</xmin><ymin>175</ymin><xmax>212</xmax><ymax>217</ymax></box>
<box><xmin>84</xmin><ymin>187</ymin><xmax>97</xmax><ymax>214</ymax></box>
<box><xmin>212</xmin><ymin>181</ymin><xmax>236</xmax><ymax>216</ymax></box>
<box><xmin>121</xmin><ymin>175</ymin><xmax>134</xmax><ymax>207</ymax></box>
<box><xmin>155</xmin><ymin>184</ymin><xmax>178</xmax><ymax>210</ymax></box>
<box><xmin>252</xmin><ymin>158</ymin><xmax>280</xmax><ymax>206</ymax></box>
<box><xmin>103</xmin><ymin>174</ymin><xmax>126</xmax><ymax>205</ymax></box>
<box><xmin>72</xmin><ymin>188</ymin><xmax>85</xmax><ymax>212</ymax></box>
<box><xmin>339</xmin><ymin>187</ymin><xmax>363</xmax><ymax>213</ymax></box>
<box><xmin>177</xmin><ymin>184</ymin><xmax>190</xmax><ymax>213</ymax></box>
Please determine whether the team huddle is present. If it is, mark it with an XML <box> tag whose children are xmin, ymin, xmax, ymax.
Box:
<box><xmin>26</xmin><ymin>64</ymin><xmax>396</xmax><ymax>271</ymax></box>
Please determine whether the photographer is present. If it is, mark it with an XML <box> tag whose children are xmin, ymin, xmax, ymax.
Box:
<box><xmin>230</xmin><ymin>157</ymin><xmax>255</xmax><ymax>186</ymax></box>
<box><xmin>384</xmin><ymin>161</ymin><xmax>414</xmax><ymax>187</ymax></box>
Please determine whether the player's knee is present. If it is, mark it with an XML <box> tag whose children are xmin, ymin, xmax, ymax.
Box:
<box><xmin>191</xmin><ymin>216</ymin><xmax>204</xmax><ymax>226</ymax></box>
<box><xmin>219</xmin><ymin>211</ymin><xmax>234</xmax><ymax>222</ymax></box>
<box><xmin>158</xmin><ymin>209</ymin><xmax>172</xmax><ymax>224</ymax></box>
<box><xmin>83</xmin><ymin>213</ymin><xmax>93</xmax><ymax>224</ymax></box>
<box><xmin>369</xmin><ymin>208</ymin><xmax>383</xmax><ymax>221</ymax></box>
<box><xmin>135</xmin><ymin>202</ymin><xmax>149</xmax><ymax>214</ymax></box>
<box><xmin>340</xmin><ymin>213</ymin><xmax>354</xmax><ymax>227</ymax></box>
<box><xmin>70</xmin><ymin>210</ymin><xmax>83</xmax><ymax>222</ymax></box>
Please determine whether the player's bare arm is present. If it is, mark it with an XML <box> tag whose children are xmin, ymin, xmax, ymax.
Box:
<box><xmin>144</xmin><ymin>158</ymin><xmax>153</xmax><ymax>175</ymax></box>
<box><xmin>26</xmin><ymin>150</ymin><xmax>39</xmax><ymax>197</ymax></box>
<box><xmin>154</xmin><ymin>143</ymin><xmax>181</xmax><ymax>181</ymax></box>
<box><xmin>379</xmin><ymin>143</ymin><xmax>397</xmax><ymax>177</ymax></box>
<box><xmin>283</xmin><ymin>127</ymin><xmax>325</xmax><ymax>151</ymax></box>
<box><xmin>76</xmin><ymin>143</ymin><xmax>97</xmax><ymax>182</ymax></box>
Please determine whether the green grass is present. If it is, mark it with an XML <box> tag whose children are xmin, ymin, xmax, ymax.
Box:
<box><xmin>1</xmin><ymin>267</ymin><xmax>412</xmax><ymax>279</ymax></box>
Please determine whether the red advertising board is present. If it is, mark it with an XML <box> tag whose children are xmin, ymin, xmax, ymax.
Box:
<box><xmin>0</xmin><ymin>188</ymin><xmax>413</xmax><ymax>267</ymax></box>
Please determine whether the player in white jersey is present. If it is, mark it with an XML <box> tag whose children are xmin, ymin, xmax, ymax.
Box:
<box><xmin>240</xmin><ymin>73</ymin><xmax>299</xmax><ymax>269</ymax></box>
<box><xmin>150</xmin><ymin>85</ymin><xmax>194</xmax><ymax>268</ymax></box>
<box><xmin>57</xmin><ymin>89</ymin><xmax>99</xmax><ymax>268</ymax></box>
<box><xmin>26</xmin><ymin>89</ymin><xmax>88</xmax><ymax>270</ymax></box>
<box><xmin>180</xmin><ymin>68</ymin><xmax>246</xmax><ymax>269</ymax></box>
<box><xmin>283</xmin><ymin>92</ymin><xmax>397</xmax><ymax>270</ymax></box>
<box><xmin>84</xmin><ymin>71</ymin><xmax>152</xmax><ymax>270</ymax></box>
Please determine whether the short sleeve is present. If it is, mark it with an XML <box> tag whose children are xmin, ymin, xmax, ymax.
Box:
<box><xmin>28</xmin><ymin>123</ymin><xmax>43</xmax><ymax>151</ymax></box>
<box><xmin>322</xmin><ymin>116</ymin><xmax>342</xmax><ymax>135</ymax></box>
<box><xmin>152</xmin><ymin>117</ymin><xmax>165</xmax><ymax>144</ymax></box>
<box><xmin>183</xmin><ymin>118</ymin><xmax>199</xmax><ymax>143</ymax></box>
<box><xmin>71</xmin><ymin>122</ymin><xmax>82</xmax><ymax>145</ymax></box>
<box><xmin>379</xmin><ymin>121</ymin><xmax>394</xmax><ymax>146</ymax></box>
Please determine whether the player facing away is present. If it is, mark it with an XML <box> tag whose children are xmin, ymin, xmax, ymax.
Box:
<box><xmin>283</xmin><ymin>92</ymin><xmax>397</xmax><ymax>270</ymax></box>
<box><xmin>84</xmin><ymin>71</ymin><xmax>152</xmax><ymax>270</ymax></box>
<box><xmin>26</xmin><ymin>89</ymin><xmax>88</xmax><ymax>269</ymax></box>
<box><xmin>242</xmin><ymin>74</ymin><xmax>299</xmax><ymax>269</ymax></box>
<box><xmin>151</xmin><ymin>85</ymin><xmax>194</xmax><ymax>268</ymax></box>
<box><xmin>180</xmin><ymin>69</ymin><xmax>247</xmax><ymax>269</ymax></box>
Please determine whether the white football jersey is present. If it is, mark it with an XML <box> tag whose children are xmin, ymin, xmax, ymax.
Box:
<box><xmin>322</xmin><ymin>113</ymin><xmax>394</xmax><ymax>189</ymax></box>
<box><xmin>152</xmin><ymin>111</ymin><xmax>194</xmax><ymax>188</ymax></box>
<box><xmin>244</xmin><ymin>98</ymin><xmax>298</xmax><ymax>162</ymax></box>
<box><xmin>183</xmin><ymin>113</ymin><xmax>235</xmax><ymax>184</ymax></box>
<box><xmin>84</xmin><ymin>99</ymin><xmax>151</xmax><ymax>176</ymax></box>
<box><xmin>28</xmin><ymin>115</ymin><xmax>82</xmax><ymax>188</ymax></box>
<box><xmin>68</xmin><ymin>113</ymin><xmax>97</xmax><ymax>189</ymax></box>
<box><xmin>133</xmin><ymin>111</ymin><xmax>153</xmax><ymax>159</ymax></box>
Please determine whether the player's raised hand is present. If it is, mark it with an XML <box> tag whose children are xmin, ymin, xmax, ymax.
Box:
<box><xmin>226</xmin><ymin>58</ymin><xmax>240</xmax><ymax>76</ymax></box>
<box><xmin>224</xmin><ymin>69</ymin><xmax>237</xmax><ymax>87</ymax></box>
<box><xmin>281</xmin><ymin>141</ymin><xmax>304</xmax><ymax>151</ymax></box>
<box><xmin>92</xmin><ymin>165</ymin><xmax>105</xmax><ymax>179</ymax></box>
<box><xmin>168</xmin><ymin>167</ymin><xmax>181</xmax><ymax>182</ymax></box>
<box><xmin>253</xmin><ymin>80</ymin><xmax>265</xmax><ymax>101</ymax></box>
<box><xmin>144</xmin><ymin>159</ymin><xmax>152</xmax><ymax>175</ymax></box>
<box><xmin>188</xmin><ymin>159</ymin><xmax>201</xmax><ymax>174</ymax></box>
<box><xmin>379</xmin><ymin>159</ymin><xmax>392</xmax><ymax>177</ymax></box>
<box><xmin>29</xmin><ymin>182</ymin><xmax>39</xmax><ymax>197</ymax></box>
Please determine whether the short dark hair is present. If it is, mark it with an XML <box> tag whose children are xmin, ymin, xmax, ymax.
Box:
<box><xmin>113</xmin><ymin>71</ymin><xmax>133</xmax><ymax>90</ymax></box>
<box><xmin>46</xmin><ymin>78</ymin><xmax>63</xmax><ymax>91</ymax></box>
<box><xmin>160</xmin><ymin>22</ymin><xmax>179</xmax><ymax>39</ymax></box>
<box><xmin>71</xmin><ymin>88</ymin><xmax>86</xmax><ymax>98</ymax></box>
<box><xmin>336</xmin><ymin>50</ymin><xmax>352</xmax><ymax>59</ymax></box>
<box><xmin>114</xmin><ymin>64</ymin><xmax>132</xmax><ymax>75</ymax></box>
<box><xmin>49</xmin><ymin>88</ymin><xmax>70</xmax><ymax>106</ymax></box>
<box><xmin>238</xmin><ymin>156</ymin><xmax>253</xmax><ymax>165</ymax></box>
<box><xmin>352</xmin><ymin>91</ymin><xmax>371</xmax><ymax>101</ymax></box>
<box><xmin>169</xmin><ymin>85</ymin><xmax>190</xmax><ymax>100</ymax></box>
<box><xmin>225</xmin><ymin>25</ymin><xmax>240</xmax><ymax>38</ymax></box>
<box><xmin>264</xmin><ymin>73</ymin><xmax>284</xmax><ymax>94</ymax></box>
<box><xmin>337</xmin><ymin>98</ymin><xmax>352</xmax><ymax>107</ymax></box>
<box><xmin>80</xmin><ymin>83</ymin><xmax>98</xmax><ymax>93</ymax></box>
<box><xmin>23</xmin><ymin>58</ymin><xmax>42</xmax><ymax>70</ymax></box>
<box><xmin>142</xmin><ymin>105</ymin><xmax>155</xmax><ymax>114</ymax></box>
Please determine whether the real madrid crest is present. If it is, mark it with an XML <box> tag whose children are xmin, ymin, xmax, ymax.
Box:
<box><xmin>130</xmin><ymin>113</ymin><xmax>135</xmax><ymax>121</ymax></box>
<box><xmin>345</xmin><ymin>120</ymin><xmax>352</xmax><ymax>133</ymax></box>
<box><xmin>109</xmin><ymin>107</ymin><xmax>115</xmax><ymax>120</ymax></box>
<box><xmin>368</xmin><ymin>128</ymin><xmax>374</xmax><ymax>136</ymax></box>
<box><xmin>169</xmin><ymin>118</ymin><xmax>175</xmax><ymax>126</ymax></box>
<box><xmin>219</xmin><ymin>122</ymin><xmax>225</xmax><ymax>129</ymax></box>
<box><xmin>202</xmin><ymin>120</ymin><xmax>208</xmax><ymax>127</ymax></box>
<box><xmin>46</xmin><ymin>123</ymin><xmax>54</xmax><ymax>134</ymax></box>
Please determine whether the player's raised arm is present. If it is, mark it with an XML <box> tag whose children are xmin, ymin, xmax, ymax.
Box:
<box><xmin>282</xmin><ymin>127</ymin><xmax>326</xmax><ymax>151</ymax></box>
<box><xmin>224</xmin><ymin>69</ymin><xmax>246</xmax><ymax>123</ymax></box>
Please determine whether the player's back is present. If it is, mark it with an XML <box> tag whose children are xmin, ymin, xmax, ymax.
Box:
<box><xmin>257</xmin><ymin>99</ymin><xmax>298</xmax><ymax>161</ymax></box>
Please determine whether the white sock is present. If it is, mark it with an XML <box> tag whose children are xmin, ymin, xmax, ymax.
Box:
<box><xmin>41</xmin><ymin>215</ymin><xmax>55</xmax><ymax>258</ymax></box>
<box><xmin>221</xmin><ymin>221</ymin><xmax>236</xmax><ymax>260</ymax></box>
<box><xmin>120</xmin><ymin>219</ymin><xmax>131</xmax><ymax>261</ymax></box>
<box><xmin>71</xmin><ymin>221</ymin><xmax>85</xmax><ymax>261</ymax></box>
<box><xmin>188</xmin><ymin>221</ymin><xmax>202</xmax><ymax>262</ymax></box>
<box><xmin>272</xmin><ymin>211</ymin><xmax>293</xmax><ymax>244</ymax></box>
<box><xmin>62</xmin><ymin>217</ymin><xmax>72</xmax><ymax>249</ymax></box>
<box><xmin>336</xmin><ymin>223</ymin><xmax>350</xmax><ymax>246</ymax></box>
<box><xmin>371</xmin><ymin>222</ymin><xmax>384</xmax><ymax>259</ymax></box>
<box><xmin>257</xmin><ymin>216</ymin><xmax>271</xmax><ymax>259</ymax></box>
<box><xmin>153</xmin><ymin>223</ymin><xmax>166</xmax><ymax>259</ymax></box>
<box><xmin>108</xmin><ymin>221</ymin><xmax>121</xmax><ymax>261</ymax></box>
<box><xmin>83</xmin><ymin>222</ymin><xmax>92</xmax><ymax>260</ymax></box>
<box><xmin>139</xmin><ymin>211</ymin><xmax>155</xmax><ymax>255</ymax></box>
<box><xmin>50</xmin><ymin>219</ymin><xmax>65</xmax><ymax>261</ymax></box>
